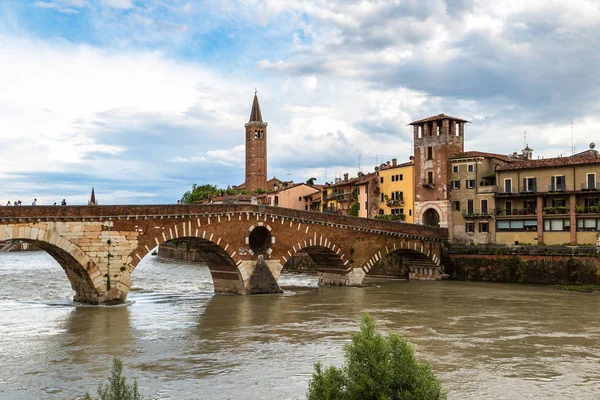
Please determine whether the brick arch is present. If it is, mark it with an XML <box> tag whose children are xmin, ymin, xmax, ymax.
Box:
<box><xmin>8</xmin><ymin>227</ymin><xmax>105</xmax><ymax>304</ymax></box>
<box><xmin>278</xmin><ymin>235</ymin><xmax>349</xmax><ymax>281</ymax></box>
<box><xmin>360</xmin><ymin>238</ymin><xmax>440</xmax><ymax>276</ymax></box>
<box><xmin>127</xmin><ymin>221</ymin><xmax>246</xmax><ymax>295</ymax></box>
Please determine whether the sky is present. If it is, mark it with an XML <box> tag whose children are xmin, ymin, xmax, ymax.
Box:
<box><xmin>1</xmin><ymin>0</ymin><xmax>599</xmax><ymax>205</ymax></box>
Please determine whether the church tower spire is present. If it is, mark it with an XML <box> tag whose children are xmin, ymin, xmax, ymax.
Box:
<box><xmin>244</xmin><ymin>92</ymin><xmax>268</xmax><ymax>193</ymax></box>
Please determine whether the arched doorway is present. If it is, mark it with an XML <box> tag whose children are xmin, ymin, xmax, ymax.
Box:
<box><xmin>423</xmin><ymin>208</ymin><xmax>440</xmax><ymax>227</ymax></box>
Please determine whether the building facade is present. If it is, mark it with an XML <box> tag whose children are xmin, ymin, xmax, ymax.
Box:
<box><xmin>410</xmin><ymin>114</ymin><xmax>468</xmax><ymax>228</ymax></box>
<box><xmin>262</xmin><ymin>183</ymin><xmax>320</xmax><ymax>211</ymax></box>
<box><xmin>449</xmin><ymin>152</ymin><xmax>515</xmax><ymax>244</ymax></box>
<box><xmin>377</xmin><ymin>159</ymin><xmax>415</xmax><ymax>223</ymax></box>
<box><xmin>244</xmin><ymin>93</ymin><xmax>268</xmax><ymax>192</ymax></box>
<box><xmin>495</xmin><ymin>154</ymin><xmax>600</xmax><ymax>245</ymax></box>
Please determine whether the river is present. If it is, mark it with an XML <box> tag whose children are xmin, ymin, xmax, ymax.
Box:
<box><xmin>0</xmin><ymin>251</ymin><xmax>599</xmax><ymax>399</ymax></box>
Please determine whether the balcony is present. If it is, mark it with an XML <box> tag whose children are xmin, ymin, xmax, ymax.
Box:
<box><xmin>543</xmin><ymin>206</ymin><xmax>568</xmax><ymax>215</ymax></box>
<box><xmin>548</xmin><ymin>184</ymin><xmax>567</xmax><ymax>193</ymax></box>
<box><xmin>421</xmin><ymin>182</ymin><xmax>435</xmax><ymax>188</ymax></box>
<box><xmin>386</xmin><ymin>199</ymin><xmax>405</xmax><ymax>207</ymax></box>
<box><xmin>495</xmin><ymin>208</ymin><xmax>537</xmax><ymax>216</ymax></box>
<box><xmin>581</xmin><ymin>183</ymin><xmax>600</xmax><ymax>191</ymax></box>
<box><xmin>575</xmin><ymin>206</ymin><xmax>600</xmax><ymax>214</ymax></box>
<box><xmin>462</xmin><ymin>210</ymin><xmax>492</xmax><ymax>219</ymax></box>
<box><xmin>497</xmin><ymin>186</ymin><xmax>516</xmax><ymax>195</ymax></box>
<box><xmin>477</xmin><ymin>185</ymin><xmax>497</xmax><ymax>194</ymax></box>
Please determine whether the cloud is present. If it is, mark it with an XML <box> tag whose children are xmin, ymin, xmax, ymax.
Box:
<box><xmin>101</xmin><ymin>0</ymin><xmax>133</xmax><ymax>9</ymax></box>
<box><xmin>1</xmin><ymin>0</ymin><xmax>599</xmax><ymax>204</ymax></box>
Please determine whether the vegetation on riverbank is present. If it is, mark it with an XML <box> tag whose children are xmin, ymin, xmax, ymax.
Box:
<box><xmin>555</xmin><ymin>284</ymin><xmax>600</xmax><ymax>293</ymax></box>
<box><xmin>307</xmin><ymin>313</ymin><xmax>446</xmax><ymax>400</ymax></box>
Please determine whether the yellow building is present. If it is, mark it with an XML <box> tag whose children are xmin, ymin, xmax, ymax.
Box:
<box><xmin>377</xmin><ymin>159</ymin><xmax>414</xmax><ymax>223</ymax></box>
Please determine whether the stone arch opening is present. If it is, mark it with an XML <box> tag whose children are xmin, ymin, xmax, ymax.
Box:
<box><xmin>423</xmin><ymin>208</ymin><xmax>440</xmax><ymax>227</ymax></box>
<box><xmin>137</xmin><ymin>237</ymin><xmax>245</xmax><ymax>295</ymax></box>
<box><xmin>10</xmin><ymin>238</ymin><xmax>103</xmax><ymax>304</ymax></box>
<box><xmin>249</xmin><ymin>226</ymin><xmax>271</xmax><ymax>255</ymax></box>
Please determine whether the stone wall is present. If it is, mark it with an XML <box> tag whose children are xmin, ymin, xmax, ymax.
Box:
<box><xmin>447</xmin><ymin>253</ymin><xmax>600</xmax><ymax>285</ymax></box>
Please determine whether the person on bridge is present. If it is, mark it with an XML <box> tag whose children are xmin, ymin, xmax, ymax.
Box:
<box><xmin>5</xmin><ymin>201</ymin><xmax>11</xmax><ymax>206</ymax></box>
<box><xmin>32</xmin><ymin>199</ymin><xmax>37</xmax><ymax>206</ymax></box>
<box><xmin>61</xmin><ymin>199</ymin><xmax>67</xmax><ymax>206</ymax></box>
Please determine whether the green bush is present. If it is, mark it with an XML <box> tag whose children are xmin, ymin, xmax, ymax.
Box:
<box><xmin>85</xmin><ymin>356</ymin><xmax>143</xmax><ymax>400</ymax></box>
<box><xmin>307</xmin><ymin>314</ymin><xmax>446</xmax><ymax>400</ymax></box>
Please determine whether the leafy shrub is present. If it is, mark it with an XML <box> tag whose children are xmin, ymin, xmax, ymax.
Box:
<box><xmin>307</xmin><ymin>314</ymin><xmax>446</xmax><ymax>400</ymax></box>
<box><xmin>84</xmin><ymin>356</ymin><xmax>143</xmax><ymax>400</ymax></box>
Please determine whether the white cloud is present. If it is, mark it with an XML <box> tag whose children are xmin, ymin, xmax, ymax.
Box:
<box><xmin>101</xmin><ymin>0</ymin><xmax>133</xmax><ymax>9</ymax></box>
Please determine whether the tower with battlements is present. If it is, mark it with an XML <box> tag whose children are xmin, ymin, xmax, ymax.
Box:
<box><xmin>245</xmin><ymin>93</ymin><xmax>268</xmax><ymax>193</ymax></box>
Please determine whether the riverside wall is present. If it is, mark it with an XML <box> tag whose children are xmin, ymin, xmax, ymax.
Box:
<box><xmin>446</xmin><ymin>245</ymin><xmax>600</xmax><ymax>285</ymax></box>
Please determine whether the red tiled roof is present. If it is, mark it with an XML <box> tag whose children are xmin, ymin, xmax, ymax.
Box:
<box><xmin>408</xmin><ymin>113</ymin><xmax>469</xmax><ymax>125</ymax></box>
<box><xmin>451</xmin><ymin>151</ymin><xmax>515</xmax><ymax>163</ymax></box>
<box><xmin>498</xmin><ymin>155</ymin><xmax>600</xmax><ymax>171</ymax></box>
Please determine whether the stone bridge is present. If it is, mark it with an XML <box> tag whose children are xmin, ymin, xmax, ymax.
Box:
<box><xmin>0</xmin><ymin>204</ymin><xmax>447</xmax><ymax>304</ymax></box>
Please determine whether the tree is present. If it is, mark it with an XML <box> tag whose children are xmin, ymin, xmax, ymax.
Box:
<box><xmin>307</xmin><ymin>314</ymin><xmax>446</xmax><ymax>400</ymax></box>
<box><xmin>180</xmin><ymin>184</ymin><xmax>220</xmax><ymax>204</ymax></box>
<box><xmin>84</xmin><ymin>356</ymin><xmax>143</xmax><ymax>400</ymax></box>
<box><xmin>306</xmin><ymin>177</ymin><xmax>317</xmax><ymax>186</ymax></box>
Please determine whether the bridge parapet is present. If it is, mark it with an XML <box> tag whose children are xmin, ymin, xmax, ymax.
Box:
<box><xmin>0</xmin><ymin>204</ymin><xmax>446</xmax><ymax>241</ymax></box>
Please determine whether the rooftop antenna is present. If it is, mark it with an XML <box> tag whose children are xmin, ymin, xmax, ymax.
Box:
<box><xmin>358</xmin><ymin>154</ymin><xmax>362</xmax><ymax>172</ymax></box>
<box><xmin>524</xmin><ymin>130</ymin><xmax>527</xmax><ymax>148</ymax></box>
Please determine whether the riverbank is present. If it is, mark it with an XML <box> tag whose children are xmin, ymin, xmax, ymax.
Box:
<box><xmin>446</xmin><ymin>245</ymin><xmax>600</xmax><ymax>286</ymax></box>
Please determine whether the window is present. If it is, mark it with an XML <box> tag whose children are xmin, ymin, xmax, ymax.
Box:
<box><xmin>479</xmin><ymin>222</ymin><xmax>489</xmax><ymax>232</ymax></box>
<box><xmin>505</xmin><ymin>201</ymin><xmax>512</xmax><ymax>215</ymax></box>
<box><xmin>587</xmin><ymin>173</ymin><xmax>596</xmax><ymax>190</ymax></box>
<box><xmin>497</xmin><ymin>220</ymin><xmax>536</xmax><ymax>231</ymax></box>
<box><xmin>466</xmin><ymin>179</ymin><xmax>475</xmax><ymax>189</ymax></box>
<box><xmin>391</xmin><ymin>208</ymin><xmax>404</xmax><ymax>215</ymax></box>
<box><xmin>364</xmin><ymin>201</ymin><xmax>367</xmax><ymax>210</ymax></box>
<box><xmin>551</xmin><ymin>198</ymin><xmax>566</xmax><ymax>208</ymax></box>
<box><xmin>274</xmin><ymin>195</ymin><xmax>279</xmax><ymax>206</ymax></box>
<box><xmin>399</xmin><ymin>174</ymin><xmax>403</xmax><ymax>181</ymax></box>
<box><xmin>453</xmin><ymin>201</ymin><xmax>460</xmax><ymax>211</ymax></box>
<box><xmin>453</xmin><ymin>165</ymin><xmax>459</xmax><ymax>173</ymax></box>
<box><xmin>523</xmin><ymin>177</ymin><xmax>537</xmax><ymax>192</ymax></box>
<box><xmin>305</xmin><ymin>205</ymin><xmax>308</xmax><ymax>210</ymax></box>
<box><xmin>524</xmin><ymin>200</ymin><xmax>536</xmax><ymax>213</ymax></box>
<box><xmin>380</xmin><ymin>177</ymin><xmax>384</xmax><ymax>184</ymax></box>
<box><xmin>481</xmin><ymin>199</ymin><xmax>488</xmax><ymax>214</ymax></box>
<box><xmin>418</xmin><ymin>126</ymin><xmax>422</xmax><ymax>138</ymax></box>
<box><xmin>409</xmin><ymin>210</ymin><xmax>412</xmax><ymax>216</ymax></box>
<box><xmin>467</xmin><ymin>164</ymin><xmax>474</xmax><ymax>173</ymax></box>
<box><xmin>465</xmin><ymin>222</ymin><xmax>475</xmax><ymax>233</ymax></box>
<box><xmin>551</xmin><ymin>175</ymin><xmax>566</xmax><ymax>191</ymax></box>
<box><xmin>427</xmin><ymin>147</ymin><xmax>433</xmax><ymax>160</ymax></box>
<box><xmin>451</xmin><ymin>180</ymin><xmax>460</xmax><ymax>190</ymax></box>
<box><xmin>577</xmin><ymin>219</ymin><xmax>599</xmax><ymax>231</ymax></box>
<box><xmin>299</xmin><ymin>196</ymin><xmax>302</xmax><ymax>201</ymax></box>
<box><xmin>357</xmin><ymin>203</ymin><xmax>360</xmax><ymax>211</ymax></box>
<box><xmin>585</xmin><ymin>198</ymin><xmax>600</xmax><ymax>208</ymax></box>
<box><xmin>544</xmin><ymin>219</ymin><xmax>570</xmax><ymax>231</ymax></box>
<box><xmin>427</xmin><ymin>171</ymin><xmax>434</xmax><ymax>184</ymax></box>
<box><xmin>381</xmin><ymin>193</ymin><xmax>384</xmax><ymax>202</ymax></box>
<box><xmin>504</xmin><ymin>178</ymin><xmax>512</xmax><ymax>194</ymax></box>
<box><xmin>467</xmin><ymin>200</ymin><xmax>474</xmax><ymax>214</ymax></box>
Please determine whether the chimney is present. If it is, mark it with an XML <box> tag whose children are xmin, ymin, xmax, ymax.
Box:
<box><xmin>386</xmin><ymin>161</ymin><xmax>391</xmax><ymax>167</ymax></box>
<box><xmin>343</xmin><ymin>173</ymin><xmax>349</xmax><ymax>182</ymax></box>
<box><xmin>392</xmin><ymin>158</ymin><xmax>397</xmax><ymax>167</ymax></box>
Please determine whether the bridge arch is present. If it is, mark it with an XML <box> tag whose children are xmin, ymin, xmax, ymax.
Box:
<box><xmin>128</xmin><ymin>223</ymin><xmax>247</xmax><ymax>295</ymax></box>
<box><xmin>6</xmin><ymin>227</ymin><xmax>105</xmax><ymax>304</ymax></box>
<box><xmin>361</xmin><ymin>237</ymin><xmax>442</xmax><ymax>280</ymax></box>
<box><xmin>278</xmin><ymin>237</ymin><xmax>351</xmax><ymax>286</ymax></box>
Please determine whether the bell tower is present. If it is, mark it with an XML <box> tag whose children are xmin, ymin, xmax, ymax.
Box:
<box><xmin>244</xmin><ymin>92</ymin><xmax>268</xmax><ymax>193</ymax></box>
